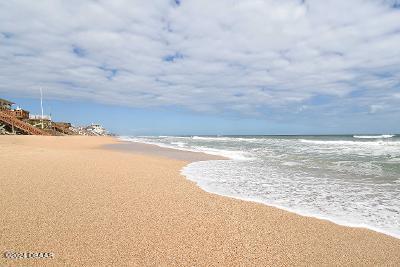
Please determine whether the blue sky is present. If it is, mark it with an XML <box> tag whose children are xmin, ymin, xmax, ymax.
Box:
<box><xmin>1</xmin><ymin>0</ymin><xmax>400</xmax><ymax>135</ymax></box>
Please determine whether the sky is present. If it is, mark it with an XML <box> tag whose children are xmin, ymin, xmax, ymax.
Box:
<box><xmin>1</xmin><ymin>0</ymin><xmax>400</xmax><ymax>135</ymax></box>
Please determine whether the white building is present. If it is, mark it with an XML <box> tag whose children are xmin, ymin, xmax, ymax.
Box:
<box><xmin>85</xmin><ymin>123</ymin><xmax>107</xmax><ymax>136</ymax></box>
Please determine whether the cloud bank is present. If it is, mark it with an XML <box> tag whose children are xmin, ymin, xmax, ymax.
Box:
<box><xmin>1</xmin><ymin>0</ymin><xmax>399</xmax><ymax>117</ymax></box>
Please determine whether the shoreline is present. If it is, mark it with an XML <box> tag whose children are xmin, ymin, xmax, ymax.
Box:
<box><xmin>104</xmin><ymin>140</ymin><xmax>227</xmax><ymax>162</ymax></box>
<box><xmin>1</xmin><ymin>136</ymin><xmax>399</xmax><ymax>266</ymax></box>
<box><xmin>181</xmin><ymin>174</ymin><xmax>400</xmax><ymax>240</ymax></box>
<box><xmin>112</xmin><ymin>138</ymin><xmax>400</xmax><ymax>240</ymax></box>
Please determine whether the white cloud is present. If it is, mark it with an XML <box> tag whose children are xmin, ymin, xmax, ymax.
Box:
<box><xmin>369</xmin><ymin>104</ymin><xmax>385</xmax><ymax>114</ymax></box>
<box><xmin>0</xmin><ymin>0</ymin><xmax>399</xmax><ymax>116</ymax></box>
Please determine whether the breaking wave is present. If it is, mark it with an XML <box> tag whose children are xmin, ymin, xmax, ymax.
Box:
<box><xmin>353</xmin><ymin>134</ymin><xmax>395</xmax><ymax>139</ymax></box>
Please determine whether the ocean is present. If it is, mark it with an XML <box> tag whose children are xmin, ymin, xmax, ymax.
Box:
<box><xmin>120</xmin><ymin>135</ymin><xmax>400</xmax><ymax>238</ymax></box>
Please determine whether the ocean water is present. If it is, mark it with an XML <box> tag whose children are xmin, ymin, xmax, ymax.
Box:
<box><xmin>120</xmin><ymin>135</ymin><xmax>400</xmax><ymax>238</ymax></box>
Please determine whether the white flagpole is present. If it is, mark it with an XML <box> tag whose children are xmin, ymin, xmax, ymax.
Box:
<box><xmin>40</xmin><ymin>87</ymin><xmax>44</xmax><ymax>129</ymax></box>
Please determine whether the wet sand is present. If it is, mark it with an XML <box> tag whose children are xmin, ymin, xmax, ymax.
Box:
<box><xmin>0</xmin><ymin>136</ymin><xmax>399</xmax><ymax>266</ymax></box>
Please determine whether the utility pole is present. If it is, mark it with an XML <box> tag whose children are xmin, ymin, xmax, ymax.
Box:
<box><xmin>40</xmin><ymin>87</ymin><xmax>44</xmax><ymax>129</ymax></box>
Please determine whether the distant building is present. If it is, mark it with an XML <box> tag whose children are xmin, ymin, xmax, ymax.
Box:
<box><xmin>29</xmin><ymin>114</ymin><xmax>52</xmax><ymax>121</ymax></box>
<box><xmin>0</xmin><ymin>98</ymin><xmax>14</xmax><ymax>110</ymax></box>
<box><xmin>85</xmin><ymin>123</ymin><xmax>107</xmax><ymax>136</ymax></box>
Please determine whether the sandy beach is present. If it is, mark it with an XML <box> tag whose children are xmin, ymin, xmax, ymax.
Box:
<box><xmin>0</xmin><ymin>136</ymin><xmax>399</xmax><ymax>266</ymax></box>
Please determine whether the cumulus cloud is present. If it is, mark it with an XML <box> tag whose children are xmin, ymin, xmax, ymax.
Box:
<box><xmin>0</xmin><ymin>0</ymin><xmax>399</xmax><ymax>116</ymax></box>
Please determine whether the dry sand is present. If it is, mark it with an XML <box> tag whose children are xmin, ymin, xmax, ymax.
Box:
<box><xmin>0</xmin><ymin>136</ymin><xmax>399</xmax><ymax>266</ymax></box>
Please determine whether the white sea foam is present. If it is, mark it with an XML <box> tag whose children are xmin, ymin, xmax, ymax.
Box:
<box><xmin>191</xmin><ymin>146</ymin><xmax>252</xmax><ymax>160</ymax></box>
<box><xmin>119</xmin><ymin>136</ymin><xmax>251</xmax><ymax>160</ymax></box>
<box><xmin>298</xmin><ymin>139</ymin><xmax>400</xmax><ymax>158</ymax></box>
<box><xmin>281</xmin><ymin>161</ymin><xmax>301</xmax><ymax>166</ymax></box>
<box><xmin>191</xmin><ymin>136</ymin><xmax>235</xmax><ymax>141</ymax></box>
<box><xmin>170</xmin><ymin>141</ymin><xmax>187</xmax><ymax>147</ymax></box>
<box><xmin>183</xmin><ymin>179</ymin><xmax>400</xmax><ymax>238</ymax></box>
<box><xmin>353</xmin><ymin>134</ymin><xmax>395</xmax><ymax>139</ymax></box>
<box><xmin>182</xmin><ymin>160</ymin><xmax>400</xmax><ymax>239</ymax></box>
<box><xmin>299</xmin><ymin>139</ymin><xmax>380</xmax><ymax>145</ymax></box>
<box><xmin>121</xmin><ymin>135</ymin><xmax>400</xmax><ymax>239</ymax></box>
<box><xmin>191</xmin><ymin>135</ymin><xmax>262</xmax><ymax>143</ymax></box>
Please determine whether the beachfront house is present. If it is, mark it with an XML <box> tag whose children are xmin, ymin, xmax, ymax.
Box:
<box><xmin>8</xmin><ymin>107</ymin><xmax>30</xmax><ymax>120</ymax></box>
<box><xmin>0</xmin><ymin>99</ymin><xmax>30</xmax><ymax>120</ymax></box>
<box><xmin>85</xmin><ymin>123</ymin><xmax>107</xmax><ymax>136</ymax></box>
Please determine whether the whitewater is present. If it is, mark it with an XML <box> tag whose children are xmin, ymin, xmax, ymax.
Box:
<box><xmin>120</xmin><ymin>135</ymin><xmax>400</xmax><ymax>238</ymax></box>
